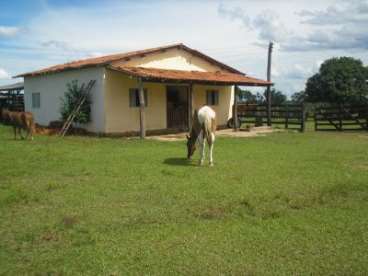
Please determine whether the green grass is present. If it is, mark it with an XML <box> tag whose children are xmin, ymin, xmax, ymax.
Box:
<box><xmin>1</xmin><ymin>125</ymin><xmax>368</xmax><ymax>275</ymax></box>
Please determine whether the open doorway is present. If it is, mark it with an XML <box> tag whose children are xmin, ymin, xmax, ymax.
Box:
<box><xmin>166</xmin><ymin>86</ymin><xmax>188</xmax><ymax>130</ymax></box>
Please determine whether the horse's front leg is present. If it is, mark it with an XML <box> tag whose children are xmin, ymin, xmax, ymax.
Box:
<box><xmin>13</xmin><ymin>126</ymin><xmax>17</xmax><ymax>140</ymax></box>
<box><xmin>19</xmin><ymin>128</ymin><xmax>25</xmax><ymax>139</ymax></box>
<box><xmin>29</xmin><ymin>127</ymin><xmax>34</xmax><ymax>140</ymax></box>
<box><xmin>198</xmin><ymin>137</ymin><xmax>206</xmax><ymax>166</ymax></box>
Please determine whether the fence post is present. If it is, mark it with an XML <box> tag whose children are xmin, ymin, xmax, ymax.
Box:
<box><xmin>285</xmin><ymin>104</ymin><xmax>289</xmax><ymax>129</ymax></box>
<box><xmin>339</xmin><ymin>104</ymin><xmax>343</xmax><ymax>131</ymax></box>
<box><xmin>301</xmin><ymin>103</ymin><xmax>305</xmax><ymax>132</ymax></box>
<box><xmin>314</xmin><ymin>110</ymin><xmax>318</xmax><ymax>131</ymax></box>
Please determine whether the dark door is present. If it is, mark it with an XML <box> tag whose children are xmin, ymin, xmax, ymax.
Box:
<box><xmin>166</xmin><ymin>86</ymin><xmax>188</xmax><ymax>130</ymax></box>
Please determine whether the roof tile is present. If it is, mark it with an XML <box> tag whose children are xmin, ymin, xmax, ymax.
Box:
<box><xmin>109</xmin><ymin>66</ymin><xmax>271</xmax><ymax>86</ymax></box>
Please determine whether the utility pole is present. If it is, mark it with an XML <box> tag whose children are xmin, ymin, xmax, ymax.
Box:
<box><xmin>266</xmin><ymin>41</ymin><xmax>273</xmax><ymax>126</ymax></box>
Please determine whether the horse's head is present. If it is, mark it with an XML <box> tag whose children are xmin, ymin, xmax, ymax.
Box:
<box><xmin>186</xmin><ymin>134</ymin><xmax>197</xmax><ymax>159</ymax></box>
<box><xmin>0</xmin><ymin>108</ymin><xmax>8</xmax><ymax>122</ymax></box>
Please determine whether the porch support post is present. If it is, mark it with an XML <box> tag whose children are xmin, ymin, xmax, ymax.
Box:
<box><xmin>188</xmin><ymin>83</ymin><xmax>193</xmax><ymax>131</ymax></box>
<box><xmin>233</xmin><ymin>85</ymin><xmax>239</xmax><ymax>131</ymax></box>
<box><xmin>138</xmin><ymin>77</ymin><xmax>146</xmax><ymax>139</ymax></box>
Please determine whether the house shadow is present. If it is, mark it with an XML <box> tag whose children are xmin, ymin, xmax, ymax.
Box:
<box><xmin>163</xmin><ymin>157</ymin><xmax>195</xmax><ymax>166</ymax></box>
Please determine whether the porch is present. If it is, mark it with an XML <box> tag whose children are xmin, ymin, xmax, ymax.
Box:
<box><xmin>105</xmin><ymin>66</ymin><xmax>271</xmax><ymax>137</ymax></box>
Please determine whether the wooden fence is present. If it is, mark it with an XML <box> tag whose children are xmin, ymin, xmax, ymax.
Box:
<box><xmin>314</xmin><ymin>105</ymin><xmax>368</xmax><ymax>131</ymax></box>
<box><xmin>0</xmin><ymin>92</ymin><xmax>24</xmax><ymax>111</ymax></box>
<box><xmin>235</xmin><ymin>103</ymin><xmax>305</xmax><ymax>132</ymax></box>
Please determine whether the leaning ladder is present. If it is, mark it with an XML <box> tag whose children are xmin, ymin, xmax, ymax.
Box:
<box><xmin>59</xmin><ymin>80</ymin><xmax>96</xmax><ymax>137</ymax></box>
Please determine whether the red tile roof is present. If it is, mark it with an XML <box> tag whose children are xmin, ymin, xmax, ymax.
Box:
<box><xmin>15</xmin><ymin>43</ymin><xmax>244</xmax><ymax>77</ymax></box>
<box><xmin>109</xmin><ymin>66</ymin><xmax>272</xmax><ymax>86</ymax></box>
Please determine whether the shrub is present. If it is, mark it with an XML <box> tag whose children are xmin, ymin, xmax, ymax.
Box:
<box><xmin>60</xmin><ymin>80</ymin><xmax>91</xmax><ymax>124</ymax></box>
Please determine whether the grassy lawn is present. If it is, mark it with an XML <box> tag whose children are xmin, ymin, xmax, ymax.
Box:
<box><xmin>1</xmin><ymin>125</ymin><xmax>368</xmax><ymax>275</ymax></box>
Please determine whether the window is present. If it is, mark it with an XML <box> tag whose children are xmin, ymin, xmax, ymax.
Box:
<box><xmin>206</xmin><ymin>90</ymin><xmax>219</xmax><ymax>106</ymax></box>
<box><xmin>32</xmin><ymin>93</ymin><xmax>41</xmax><ymax>109</ymax></box>
<box><xmin>129</xmin><ymin>88</ymin><xmax>148</xmax><ymax>107</ymax></box>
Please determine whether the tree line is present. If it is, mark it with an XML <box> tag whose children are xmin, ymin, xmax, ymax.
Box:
<box><xmin>239</xmin><ymin>57</ymin><xmax>368</xmax><ymax>105</ymax></box>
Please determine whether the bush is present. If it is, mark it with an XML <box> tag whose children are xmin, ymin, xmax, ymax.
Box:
<box><xmin>60</xmin><ymin>80</ymin><xmax>91</xmax><ymax>124</ymax></box>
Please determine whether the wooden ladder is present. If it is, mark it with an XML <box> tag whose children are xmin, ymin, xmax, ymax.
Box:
<box><xmin>59</xmin><ymin>80</ymin><xmax>96</xmax><ymax>137</ymax></box>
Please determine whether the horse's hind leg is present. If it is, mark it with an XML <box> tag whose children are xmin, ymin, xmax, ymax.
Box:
<box><xmin>24</xmin><ymin>124</ymin><xmax>31</xmax><ymax>140</ymax></box>
<box><xmin>208</xmin><ymin>133</ymin><xmax>215</xmax><ymax>166</ymax></box>
<box><xmin>19</xmin><ymin>128</ymin><xmax>24</xmax><ymax>139</ymax></box>
<box><xmin>199</xmin><ymin>138</ymin><xmax>206</xmax><ymax>166</ymax></box>
<box><xmin>28</xmin><ymin>127</ymin><xmax>34</xmax><ymax>140</ymax></box>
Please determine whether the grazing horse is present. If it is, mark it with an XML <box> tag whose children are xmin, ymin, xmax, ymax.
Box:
<box><xmin>0</xmin><ymin>109</ymin><xmax>35</xmax><ymax>140</ymax></box>
<box><xmin>186</xmin><ymin>105</ymin><xmax>216</xmax><ymax>166</ymax></box>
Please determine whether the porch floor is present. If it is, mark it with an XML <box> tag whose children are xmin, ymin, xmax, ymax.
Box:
<box><xmin>147</xmin><ymin>126</ymin><xmax>280</xmax><ymax>142</ymax></box>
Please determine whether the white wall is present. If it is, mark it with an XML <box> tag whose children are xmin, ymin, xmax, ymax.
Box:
<box><xmin>24</xmin><ymin>67</ymin><xmax>105</xmax><ymax>132</ymax></box>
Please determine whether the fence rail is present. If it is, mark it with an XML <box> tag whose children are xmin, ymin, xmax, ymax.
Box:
<box><xmin>234</xmin><ymin>103</ymin><xmax>305</xmax><ymax>132</ymax></box>
<box><xmin>314</xmin><ymin>105</ymin><xmax>368</xmax><ymax>131</ymax></box>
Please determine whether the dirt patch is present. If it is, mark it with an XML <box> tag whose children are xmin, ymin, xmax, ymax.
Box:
<box><xmin>196</xmin><ymin>207</ymin><xmax>229</xmax><ymax>220</ymax></box>
<box><xmin>41</xmin><ymin>231</ymin><xmax>60</xmax><ymax>242</ymax></box>
<box><xmin>62</xmin><ymin>216</ymin><xmax>79</xmax><ymax>228</ymax></box>
<box><xmin>149</xmin><ymin>127</ymin><xmax>281</xmax><ymax>141</ymax></box>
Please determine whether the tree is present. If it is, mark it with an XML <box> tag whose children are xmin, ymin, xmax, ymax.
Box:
<box><xmin>264</xmin><ymin>88</ymin><xmax>287</xmax><ymax>105</ymax></box>
<box><xmin>291</xmin><ymin>91</ymin><xmax>306</xmax><ymax>104</ymax></box>
<box><xmin>60</xmin><ymin>80</ymin><xmax>91</xmax><ymax>124</ymax></box>
<box><xmin>305</xmin><ymin>57</ymin><xmax>368</xmax><ymax>104</ymax></box>
<box><xmin>238</xmin><ymin>89</ymin><xmax>256</xmax><ymax>103</ymax></box>
<box><xmin>237</xmin><ymin>88</ymin><xmax>263</xmax><ymax>104</ymax></box>
<box><xmin>237</xmin><ymin>87</ymin><xmax>287</xmax><ymax>105</ymax></box>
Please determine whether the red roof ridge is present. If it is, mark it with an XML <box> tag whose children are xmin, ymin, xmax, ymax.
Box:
<box><xmin>14</xmin><ymin>43</ymin><xmax>244</xmax><ymax>78</ymax></box>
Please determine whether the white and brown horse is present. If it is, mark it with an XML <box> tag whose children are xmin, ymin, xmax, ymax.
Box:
<box><xmin>186</xmin><ymin>106</ymin><xmax>216</xmax><ymax>166</ymax></box>
<box><xmin>0</xmin><ymin>108</ymin><xmax>35</xmax><ymax>140</ymax></box>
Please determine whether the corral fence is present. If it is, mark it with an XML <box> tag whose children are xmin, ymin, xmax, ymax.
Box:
<box><xmin>232</xmin><ymin>103</ymin><xmax>306</xmax><ymax>132</ymax></box>
<box><xmin>0</xmin><ymin>93</ymin><xmax>24</xmax><ymax>112</ymax></box>
<box><xmin>314</xmin><ymin>105</ymin><xmax>368</xmax><ymax>131</ymax></box>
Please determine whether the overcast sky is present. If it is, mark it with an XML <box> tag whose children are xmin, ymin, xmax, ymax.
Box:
<box><xmin>0</xmin><ymin>0</ymin><xmax>367</xmax><ymax>96</ymax></box>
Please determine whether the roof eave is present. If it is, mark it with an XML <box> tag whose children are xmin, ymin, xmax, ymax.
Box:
<box><xmin>13</xmin><ymin>63</ymin><xmax>108</xmax><ymax>78</ymax></box>
<box><xmin>107</xmin><ymin>66</ymin><xmax>272</xmax><ymax>87</ymax></box>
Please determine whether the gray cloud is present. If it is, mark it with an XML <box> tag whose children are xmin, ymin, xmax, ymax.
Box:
<box><xmin>253</xmin><ymin>10</ymin><xmax>290</xmax><ymax>42</ymax></box>
<box><xmin>219</xmin><ymin>1</ymin><xmax>368</xmax><ymax>52</ymax></box>
<box><xmin>288</xmin><ymin>0</ymin><xmax>368</xmax><ymax>51</ymax></box>
<box><xmin>298</xmin><ymin>1</ymin><xmax>368</xmax><ymax>25</ymax></box>
<box><xmin>41</xmin><ymin>40</ymin><xmax>70</xmax><ymax>50</ymax></box>
<box><xmin>217</xmin><ymin>3</ymin><xmax>251</xmax><ymax>29</ymax></box>
<box><xmin>218</xmin><ymin>5</ymin><xmax>290</xmax><ymax>43</ymax></box>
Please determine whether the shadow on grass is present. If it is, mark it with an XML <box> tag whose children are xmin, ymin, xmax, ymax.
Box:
<box><xmin>163</xmin><ymin>157</ymin><xmax>195</xmax><ymax>166</ymax></box>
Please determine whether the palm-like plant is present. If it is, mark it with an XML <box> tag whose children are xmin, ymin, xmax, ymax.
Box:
<box><xmin>60</xmin><ymin>80</ymin><xmax>91</xmax><ymax>124</ymax></box>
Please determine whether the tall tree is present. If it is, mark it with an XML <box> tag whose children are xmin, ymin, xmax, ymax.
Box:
<box><xmin>305</xmin><ymin>57</ymin><xmax>368</xmax><ymax>104</ymax></box>
<box><xmin>237</xmin><ymin>87</ymin><xmax>287</xmax><ymax>105</ymax></box>
<box><xmin>291</xmin><ymin>91</ymin><xmax>306</xmax><ymax>104</ymax></box>
<box><xmin>237</xmin><ymin>89</ymin><xmax>263</xmax><ymax>104</ymax></box>
<box><xmin>264</xmin><ymin>88</ymin><xmax>287</xmax><ymax>105</ymax></box>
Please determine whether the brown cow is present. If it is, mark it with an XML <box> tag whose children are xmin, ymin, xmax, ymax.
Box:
<box><xmin>0</xmin><ymin>109</ymin><xmax>35</xmax><ymax>140</ymax></box>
